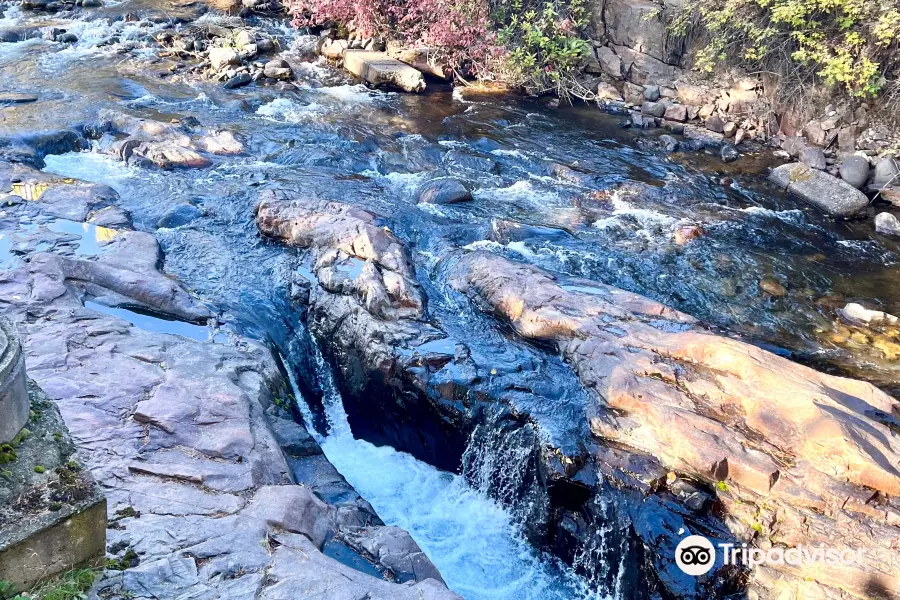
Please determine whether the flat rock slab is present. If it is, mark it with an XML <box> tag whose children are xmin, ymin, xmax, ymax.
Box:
<box><xmin>770</xmin><ymin>162</ymin><xmax>869</xmax><ymax>217</ymax></box>
<box><xmin>0</xmin><ymin>165</ymin><xmax>458</xmax><ymax>600</ymax></box>
<box><xmin>0</xmin><ymin>93</ymin><xmax>38</xmax><ymax>104</ymax></box>
<box><xmin>343</xmin><ymin>51</ymin><xmax>426</xmax><ymax>93</ymax></box>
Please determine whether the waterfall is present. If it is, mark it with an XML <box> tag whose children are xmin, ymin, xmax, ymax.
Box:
<box><xmin>286</xmin><ymin>340</ymin><xmax>611</xmax><ymax>600</ymax></box>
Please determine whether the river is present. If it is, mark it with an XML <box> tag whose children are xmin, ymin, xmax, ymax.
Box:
<box><xmin>3</xmin><ymin>1</ymin><xmax>900</xmax><ymax>597</ymax></box>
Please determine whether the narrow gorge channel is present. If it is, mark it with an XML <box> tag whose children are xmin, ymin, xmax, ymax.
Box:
<box><xmin>2</xmin><ymin>2</ymin><xmax>900</xmax><ymax>599</ymax></box>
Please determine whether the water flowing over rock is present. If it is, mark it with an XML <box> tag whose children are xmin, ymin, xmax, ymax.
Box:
<box><xmin>255</xmin><ymin>191</ymin><xmax>470</xmax><ymax>468</ymax></box>
<box><xmin>448</xmin><ymin>250</ymin><xmax>900</xmax><ymax>600</ymax></box>
<box><xmin>94</xmin><ymin>110</ymin><xmax>243</xmax><ymax>169</ymax></box>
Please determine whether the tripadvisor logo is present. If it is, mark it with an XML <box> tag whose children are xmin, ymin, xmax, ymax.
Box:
<box><xmin>675</xmin><ymin>536</ymin><xmax>716</xmax><ymax>576</ymax></box>
<box><xmin>675</xmin><ymin>534</ymin><xmax>866</xmax><ymax>576</ymax></box>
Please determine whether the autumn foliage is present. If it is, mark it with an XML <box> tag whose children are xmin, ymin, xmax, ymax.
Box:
<box><xmin>290</xmin><ymin>0</ymin><xmax>500</xmax><ymax>75</ymax></box>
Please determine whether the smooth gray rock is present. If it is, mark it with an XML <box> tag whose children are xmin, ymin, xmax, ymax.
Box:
<box><xmin>875</xmin><ymin>212</ymin><xmax>900</xmax><ymax>237</ymax></box>
<box><xmin>158</xmin><ymin>203</ymin><xmax>203</xmax><ymax>228</ymax></box>
<box><xmin>871</xmin><ymin>156</ymin><xmax>899</xmax><ymax>189</ymax></box>
<box><xmin>839</xmin><ymin>155</ymin><xmax>870</xmax><ymax>189</ymax></box>
<box><xmin>799</xmin><ymin>146</ymin><xmax>826</xmax><ymax>170</ymax></box>
<box><xmin>263</xmin><ymin>59</ymin><xmax>292</xmax><ymax>80</ymax></box>
<box><xmin>416</xmin><ymin>178</ymin><xmax>472</xmax><ymax>205</ymax></box>
<box><xmin>224</xmin><ymin>72</ymin><xmax>252</xmax><ymax>89</ymax></box>
<box><xmin>641</xmin><ymin>101</ymin><xmax>666</xmax><ymax>117</ymax></box>
<box><xmin>770</xmin><ymin>163</ymin><xmax>869</xmax><ymax>217</ymax></box>
<box><xmin>643</xmin><ymin>85</ymin><xmax>660</xmax><ymax>101</ymax></box>
<box><xmin>244</xmin><ymin>486</ymin><xmax>334</xmax><ymax>549</ymax></box>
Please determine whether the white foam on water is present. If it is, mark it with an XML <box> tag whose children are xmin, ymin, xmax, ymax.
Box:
<box><xmin>491</xmin><ymin>148</ymin><xmax>528</xmax><ymax>159</ymax></box>
<box><xmin>43</xmin><ymin>151</ymin><xmax>139</xmax><ymax>186</ymax></box>
<box><xmin>475</xmin><ymin>180</ymin><xmax>561</xmax><ymax>208</ymax></box>
<box><xmin>293</xmin><ymin>59</ymin><xmax>331</xmax><ymax>77</ymax></box>
<box><xmin>592</xmin><ymin>189</ymin><xmax>678</xmax><ymax>235</ymax></box>
<box><xmin>290</xmin><ymin>342</ymin><xmax>608</xmax><ymax>600</ymax></box>
<box><xmin>256</xmin><ymin>97</ymin><xmax>325</xmax><ymax>123</ymax></box>
<box><xmin>316</xmin><ymin>83</ymin><xmax>386</xmax><ymax>103</ymax></box>
<box><xmin>737</xmin><ymin>205</ymin><xmax>806</xmax><ymax>224</ymax></box>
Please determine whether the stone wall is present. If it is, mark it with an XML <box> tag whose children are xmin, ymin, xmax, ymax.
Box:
<box><xmin>0</xmin><ymin>383</ymin><xmax>107</xmax><ymax>593</ymax></box>
<box><xmin>580</xmin><ymin>0</ymin><xmax>900</xmax><ymax>221</ymax></box>
<box><xmin>0</xmin><ymin>318</ymin><xmax>28</xmax><ymax>444</ymax></box>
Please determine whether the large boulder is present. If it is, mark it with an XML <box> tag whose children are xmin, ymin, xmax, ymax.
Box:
<box><xmin>610</xmin><ymin>44</ymin><xmax>681</xmax><ymax>86</ymax></box>
<box><xmin>416</xmin><ymin>179</ymin><xmax>473</xmax><ymax>205</ymax></box>
<box><xmin>448</xmin><ymin>251</ymin><xmax>900</xmax><ymax>600</ymax></box>
<box><xmin>839</xmin><ymin>155</ymin><xmax>870</xmax><ymax>189</ymax></box>
<box><xmin>769</xmin><ymin>163</ymin><xmax>869</xmax><ymax>217</ymax></box>
<box><xmin>595</xmin><ymin>45</ymin><xmax>623</xmax><ymax>79</ymax></box>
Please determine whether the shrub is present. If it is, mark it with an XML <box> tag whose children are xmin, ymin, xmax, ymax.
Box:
<box><xmin>674</xmin><ymin>0</ymin><xmax>900</xmax><ymax>97</ymax></box>
<box><xmin>492</xmin><ymin>0</ymin><xmax>593</xmax><ymax>97</ymax></box>
<box><xmin>289</xmin><ymin>0</ymin><xmax>592</xmax><ymax>95</ymax></box>
<box><xmin>290</xmin><ymin>0</ymin><xmax>499</xmax><ymax>76</ymax></box>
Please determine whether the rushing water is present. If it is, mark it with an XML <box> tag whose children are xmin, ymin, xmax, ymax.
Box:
<box><xmin>294</xmin><ymin>343</ymin><xmax>605</xmax><ymax>600</ymax></box>
<box><xmin>6</xmin><ymin>0</ymin><xmax>900</xmax><ymax>596</ymax></box>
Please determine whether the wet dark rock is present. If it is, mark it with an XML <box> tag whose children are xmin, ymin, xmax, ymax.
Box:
<box><xmin>157</xmin><ymin>204</ymin><xmax>203</xmax><ymax>229</ymax></box>
<box><xmin>55</xmin><ymin>32</ymin><xmax>78</xmax><ymax>43</ymax></box>
<box><xmin>839</xmin><ymin>155</ymin><xmax>870</xmax><ymax>189</ymax></box>
<box><xmin>0</xmin><ymin>93</ymin><xmax>37</xmax><ymax>104</ymax></box>
<box><xmin>441</xmin><ymin>150</ymin><xmax>496</xmax><ymax>173</ymax></box>
<box><xmin>658</xmin><ymin>134</ymin><xmax>678</xmax><ymax>152</ymax></box>
<box><xmin>342</xmin><ymin>526</ymin><xmax>445</xmax><ymax>584</ymax></box>
<box><xmin>224</xmin><ymin>72</ymin><xmax>252</xmax><ymax>89</ymax></box>
<box><xmin>550</xmin><ymin>162</ymin><xmax>593</xmax><ymax>185</ymax></box>
<box><xmin>720</xmin><ymin>144</ymin><xmax>739</xmax><ymax>163</ymax></box>
<box><xmin>416</xmin><ymin>178</ymin><xmax>472</xmax><ymax>205</ymax></box>
<box><xmin>489</xmin><ymin>219</ymin><xmax>573</xmax><ymax>244</ymax></box>
<box><xmin>770</xmin><ymin>163</ymin><xmax>868</xmax><ymax>217</ymax></box>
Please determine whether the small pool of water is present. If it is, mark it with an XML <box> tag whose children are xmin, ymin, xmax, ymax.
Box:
<box><xmin>84</xmin><ymin>300</ymin><xmax>226</xmax><ymax>342</ymax></box>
